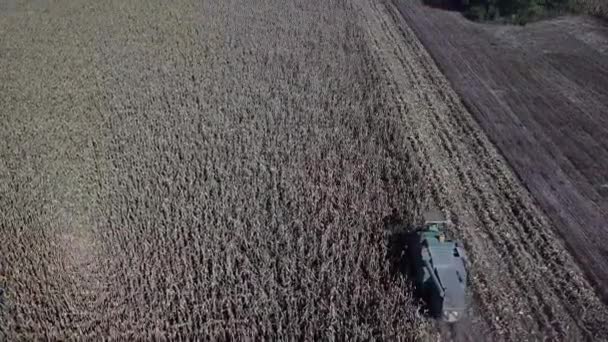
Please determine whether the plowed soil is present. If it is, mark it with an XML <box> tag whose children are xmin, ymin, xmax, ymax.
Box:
<box><xmin>394</xmin><ymin>0</ymin><xmax>608</xmax><ymax>304</ymax></box>
<box><xmin>359</xmin><ymin>1</ymin><xmax>608</xmax><ymax>340</ymax></box>
<box><xmin>1</xmin><ymin>0</ymin><xmax>607</xmax><ymax>341</ymax></box>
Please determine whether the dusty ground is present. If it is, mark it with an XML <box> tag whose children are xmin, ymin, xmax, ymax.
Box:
<box><xmin>394</xmin><ymin>0</ymin><xmax>608</xmax><ymax>305</ymax></box>
<box><xmin>1</xmin><ymin>0</ymin><xmax>607</xmax><ymax>341</ymax></box>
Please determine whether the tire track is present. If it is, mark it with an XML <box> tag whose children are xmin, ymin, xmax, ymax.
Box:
<box><xmin>393</xmin><ymin>4</ymin><xmax>608</xmax><ymax>338</ymax></box>
<box><xmin>364</xmin><ymin>3</ymin><xmax>527</xmax><ymax>337</ymax></box>
<box><xmin>391</xmin><ymin>1</ymin><xmax>605</xmax><ymax>337</ymax></box>
<box><xmin>356</xmin><ymin>0</ymin><xmax>608</xmax><ymax>340</ymax></box>
<box><xmin>407</xmin><ymin>40</ymin><xmax>573</xmax><ymax>340</ymax></box>
<box><xmin>400</xmin><ymin>1</ymin><xmax>608</xmax><ymax>303</ymax></box>
<box><xmin>358</xmin><ymin>3</ymin><xmax>504</xmax><ymax>338</ymax></box>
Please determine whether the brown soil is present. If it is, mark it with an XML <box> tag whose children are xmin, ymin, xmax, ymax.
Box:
<box><xmin>361</xmin><ymin>0</ymin><xmax>608</xmax><ymax>340</ymax></box>
<box><xmin>394</xmin><ymin>0</ymin><xmax>608</xmax><ymax>307</ymax></box>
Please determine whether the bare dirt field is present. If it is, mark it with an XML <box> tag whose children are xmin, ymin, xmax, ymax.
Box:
<box><xmin>362</xmin><ymin>1</ymin><xmax>608</xmax><ymax>340</ymax></box>
<box><xmin>1</xmin><ymin>0</ymin><xmax>608</xmax><ymax>341</ymax></box>
<box><xmin>395</xmin><ymin>0</ymin><xmax>608</xmax><ymax>304</ymax></box>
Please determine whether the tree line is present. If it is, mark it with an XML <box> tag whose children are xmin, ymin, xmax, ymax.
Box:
<box><xmin>426</xmin><ymin>0</ymin><xmax>576</xmax><ymax>23</ymax></box>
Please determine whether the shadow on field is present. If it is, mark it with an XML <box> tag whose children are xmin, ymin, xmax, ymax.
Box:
<box><xmin>384</xmin><ymin>211</ymin><xmax>411</xmax><ymax>277</ymax></box>
<box><xmin>384</xmin><ymin>214</ymin><xmax>420</xmax><ymax>284</ymax></box>
<box><xmin>384</xmin><ymin>212</ymin><xmax>438</xmax><ymax>318</ymax></box>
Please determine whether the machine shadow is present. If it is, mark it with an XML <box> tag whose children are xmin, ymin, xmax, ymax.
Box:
<box><xmin>383</xmin><ymin>213</ymin><xmax>434</xmax><ymax>316</ymax></box>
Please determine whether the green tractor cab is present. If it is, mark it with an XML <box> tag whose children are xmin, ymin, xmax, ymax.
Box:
<box><xmin>410</xmin><ymin>210</ymin><xmax>469</xmax><ymax>322</ymax></box>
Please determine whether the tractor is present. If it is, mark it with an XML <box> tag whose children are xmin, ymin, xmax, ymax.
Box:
<box><xmin>409</xmin><ymin>210</ymin><xmax>469</xmax><ymax>322</ymax></box>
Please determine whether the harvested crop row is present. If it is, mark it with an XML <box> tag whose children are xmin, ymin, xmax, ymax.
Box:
<box><xmin>395</xmin><ymin>0</ymin><xmax>608</xmax><ymax>306</ymax></box>
<box><xmin>357</xmin><ymin>0</ymin><xmax>608</xmax><ymax>340</ymax></box>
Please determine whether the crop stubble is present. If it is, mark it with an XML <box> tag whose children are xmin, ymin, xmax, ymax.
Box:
<box><xmin>360</xmin><ymin>0</ymin><xmax>608</xmax><ymax>340</ymax></box>
<box><xmin>393</xmin><ymin>3</ymin><xmax>608</xmax><ymax>309</ymax></box>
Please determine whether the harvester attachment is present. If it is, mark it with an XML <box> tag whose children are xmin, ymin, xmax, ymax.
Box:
<box><xmin>410</xmin><ymin>210</ymin><xmax>469</xmax><ymax>322</ymax></box>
